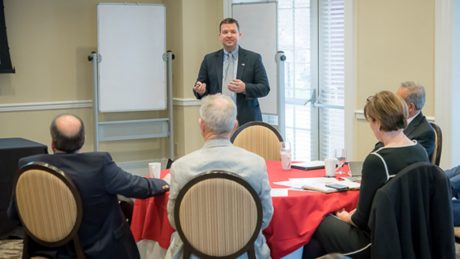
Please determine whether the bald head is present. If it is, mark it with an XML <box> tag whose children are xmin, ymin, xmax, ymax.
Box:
<box><xmin>50</xmin><ymin>114</ymin><xmax>85</xmax><ymax>153</ymax></box>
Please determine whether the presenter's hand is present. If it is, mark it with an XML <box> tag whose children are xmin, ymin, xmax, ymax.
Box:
<box><xmin>194</xmin><ymin>81</ymin><xmax>206</xmax><ymax>95</ymax></box>
<box><xmin>228</xmin><ymin>79</ymin><xmax>246</xmax><ymax>94</ymax></box>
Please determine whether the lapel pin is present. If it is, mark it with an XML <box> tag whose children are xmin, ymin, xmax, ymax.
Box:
<box><xmin>241</xmin><ymin>63</ymin><xmax>245</xmax><ymax>66</ymax></box>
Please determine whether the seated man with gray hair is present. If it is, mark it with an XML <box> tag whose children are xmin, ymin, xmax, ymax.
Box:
<box><xmin>375</xmin><ymin>81</ymin><xmax>435</xmax><ymax>158</ymax></box>
<box><xmin>166</xmin><ymin>93</ymin><xmax>273</xmax><ymax>259</ymax></box>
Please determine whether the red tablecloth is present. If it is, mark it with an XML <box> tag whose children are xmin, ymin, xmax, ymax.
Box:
<box><xmin>131</xmin><ymin>160</ymin><xmax>359</xmax><ymax>259</ymax></box>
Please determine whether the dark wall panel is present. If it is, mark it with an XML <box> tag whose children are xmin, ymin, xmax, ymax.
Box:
<box><xmin>0</xmin><ymin>0</ymin><xmax>15</xmax><ymax>73</ymax></box>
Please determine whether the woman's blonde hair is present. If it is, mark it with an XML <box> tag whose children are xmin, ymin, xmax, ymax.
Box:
<box><xmin>364</xmin><ymin>90</ymin><xmax>408</xmax><ymax>131</ymax></box>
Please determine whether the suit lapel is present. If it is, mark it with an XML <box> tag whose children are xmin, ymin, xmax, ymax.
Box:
<box><xmin>237</xmin><ymin>47</ymin><xmax>246</xmax><ymax>79</ymax></box>
<box><xmin>215</xmin><ymin>50</ymin><xmax>224</xmax><ymax>91</ymax></box>
<box><xmin>404</xmin><ymin>112</ymin><xmax>423</xmax><ymax>136</ymax></box>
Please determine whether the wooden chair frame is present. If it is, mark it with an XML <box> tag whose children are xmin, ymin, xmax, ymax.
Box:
<box><xmin>174</xmin><ymin>171</ymin><xmax>263</xmax><ymax>259</ymax></box>
<box><xmin>429</xmin><ymin>122</ymin><xmax>442</xmax><ymax>166</ymax></box>
<box><xmin>14</xmin><ymin>162</ymin><xmax>85</xmax><ymax>258</ymax></box>
<box><xmin>231</xmin><ymin>121</ymin><xmax>283</xmax><ymax>143</ymax></box>
<box><xmin>230</xmin><ymin>121</ymin><xmax>283</xmax><ymax>160</ymax></box>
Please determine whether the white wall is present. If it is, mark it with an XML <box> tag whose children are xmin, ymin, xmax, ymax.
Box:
<box><xmin>435</xmin><ymin>0</ymin><xmax>459</xmax><ymax>168</ymax></box>
<box><xmin>452</xmin><ymin>0</ymin><xmax>460</xmax><ymax>165</ymax></box>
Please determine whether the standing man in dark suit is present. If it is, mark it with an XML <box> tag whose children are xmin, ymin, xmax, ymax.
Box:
<box><xmin>193</xmin><ymin>18</ymin><xmax>270</xmax><ymax>126</ymax></box>
<box><xmin>9</xmin><ymin>114</ymin><xmax>169</xmax><ymax>259</ymax></box>
<box><xmin>375</xmin><ymin>81</ymin><xmax>435</xmax><ymax>158</ymax></box>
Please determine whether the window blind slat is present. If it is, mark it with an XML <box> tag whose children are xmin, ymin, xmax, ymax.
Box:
<box><xmin>319</xmin><ymin>0</ymin><xmax>345</xmax><ymax>158</ymax></box>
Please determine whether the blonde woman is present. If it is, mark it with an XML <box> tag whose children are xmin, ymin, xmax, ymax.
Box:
<box><xmin>304</xmin><ymin>91</ymin><xmax>429</xmax><ymax>259</ymax></box>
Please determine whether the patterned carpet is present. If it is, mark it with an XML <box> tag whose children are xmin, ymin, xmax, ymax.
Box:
<box><xmin>1</xmin><ymin>239</ymin><xmax>460</xmax><ymax>259</ymax></box>
<box><xmin>0</xmin><ymin>239</ymin><xmax>22</xmax><ymax>259</ymax></box>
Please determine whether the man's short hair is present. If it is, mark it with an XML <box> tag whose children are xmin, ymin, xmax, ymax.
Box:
<box><xmin>50</xmin><ymin>114</ymin><xmax>85</xmax><ymax>153</ymax></box>
<box><xmin>364</xmin><ymin>90</ymin><xmax>408</xmax><ymax>131</ymax></box>
<box><xmin>400</xmin><ymin>81</ymin><xmax>426</xmax><ymax>111</ymax></box>
<box><xmin>219</xmin><ymin>18</ymin><xmax>240</xmax><ymax>32</ymax></box>
<box><xmin>200</xmin><ymin>94</ymin><xmax>236</xmax><ymax>135</ymax></box>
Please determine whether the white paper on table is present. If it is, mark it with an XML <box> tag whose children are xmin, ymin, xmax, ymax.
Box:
<box><xmin>273</xmin><ymin>180</ymin><xmax>302</xmax><ymax>189</ymax></box>
<box><xmin>287</xmin><ymin>178</ymin><xmax>336</xmax><ymax>193</ymax></box>
<box><xmin>271</xmin><ymin>188</ymin><xmax>289</xmax><ymax>197</ymax></box>
<box><xmin>288</xmin><ymin>177</ymin><xmax>337</xmax><ymax>185</ymax></box>
<box><xmin>292</xmin><ymin>177</ymin><xmax>360</xmax><ymax>191</ymax></box>
<box><xmin>273</xmin><ymin>179</ymin><xmax>333</xmax><ymax>189</ymax></box>
<box><xmin>274</xmin><ymin>178</ymin><xmax>360</xmax><ymax>192</ymax></box>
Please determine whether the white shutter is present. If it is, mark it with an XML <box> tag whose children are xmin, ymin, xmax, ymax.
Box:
<box><xmin>278</xmin><ymin>0</ymin><xmax>313</xmax><ymax>161</ymax></box>
<box><xmin>233</xmin><ymin>0</ymin><xmax>346</xmax><ymax>161</ymax></box>
<box><xmin>318</xmin><ymin>0</ymin><xmax>345</xmax><ymax>159</ymax></box>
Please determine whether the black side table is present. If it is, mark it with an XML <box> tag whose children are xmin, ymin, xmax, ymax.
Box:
<box><xmin>0</xmin><ymin>138</ymin><xmax>48</xmax><ymax>237</ymax></box>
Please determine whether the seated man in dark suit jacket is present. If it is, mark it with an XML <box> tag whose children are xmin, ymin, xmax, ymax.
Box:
<box><xmin>445</xmin><ymin>166</ymin><xmax>460</xmax><ymax>226</ymax></box>
<box><xmin>9</xmin><ymin>114</ymin><xmax>169</xmax><ymax>259</ymax></box>
<box><xmin>375</xmin><ymin>81</ymin><xmax>435</xmax><ymax>158</ymax></box>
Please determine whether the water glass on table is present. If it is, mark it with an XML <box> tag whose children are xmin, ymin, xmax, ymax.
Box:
<box><xmin>280</xmin><ymin>141</ymin><xmax>292</xmax><ymax>170</ymax></box>
<box><xmin>324</xmin><ymin>158</ymin><xmax>337</xmax><ymax>177</ymax></box>
<box><xmin>148</xmin><ymin>162</ymin><xmax>161</xmax><ymax>178</ymax></box>
<box><xmin>334</xmin><ymin>148</ymin><xmax>348</xmax><ymax>178</ymax></box>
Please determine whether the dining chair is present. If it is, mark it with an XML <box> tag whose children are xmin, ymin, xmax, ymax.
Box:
<box><xmin>117</xmin><ymin>194</ymin><xmax>134</xmax><ymax>226</ymax></box>
<box><xmin>368</xmin><ymin>162</ymin><xmax>454</xmax><ymax>258</ymax></box>
<box><xmin>166</xmin><ymin>158</ymin><xmax>174</xmax><ymax>169</ymax></box>
<box><xmin>429</xmin><ymin>122</ymin><xmax>442</xmax><ymax>166</ymax></box>
<box><xmin>230</xmin><ymin>121</ymin><xmax>283</xmax><ymax>160</ymax></box>
<box><xmin>14</xmin><ymin>162</ymin><xmax>86</xmax><ymax>259</ymax></box>
<box><xmin>455</xmin><ymin>227</ymin><xmax>460</xmax><ymax>243</ymax></box>
<box><xmin>174</xmin><ymin>170</ymin><xmax>262</xmax><ymax>259</ymax></box>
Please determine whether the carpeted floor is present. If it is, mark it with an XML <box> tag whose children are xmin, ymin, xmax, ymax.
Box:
<box><xmin>1</xmin><ymin>239</ymin><xmax>460</xmax><ymax>259</ymax></box>
<box><xmin>0</xmin><ymin>239</ymin><xmax>22</xmax><ymax>259</ymax></box>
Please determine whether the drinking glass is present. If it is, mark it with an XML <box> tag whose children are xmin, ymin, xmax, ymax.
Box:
<box><xmin>334</xmin><ymin>148</ymin><xmax>347</xmax><ymax>177</ymax></box>
<box><xmin>324</xmin><ymin>158</ymin><xmax>337</xmax><ymax>177</ymax></box>
<box><xmin>280</xmin><ymin>141</ymin><xmax>292</xmax><ymax>170</ymax></box>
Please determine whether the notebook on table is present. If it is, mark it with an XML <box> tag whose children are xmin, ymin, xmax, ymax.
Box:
<box><xmin>274</xmin><ymin>177</ymin><xmax>360</xmax><ymax>193</ymax></box>
<box><xmin>300</xmin><ymin>178</ymin><xmax>360</xmax><ymax>193</ymax></box>
<box><xmin>291</xmin><ymin>160</ymin><xmax>325</xmax><ymax>170</ymax></box>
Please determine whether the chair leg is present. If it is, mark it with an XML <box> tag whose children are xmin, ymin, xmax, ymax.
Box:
<box><xmin>22</xmin><ymin>236</ymin><xmax>30</xmax><ymax>259</ymax></box>
<box><xmin>22</xmin><ymin>235</ymin><xmax>56</xmax><ymax>259</ymax></box>
<box><xmin>248</xmin><ymin>245</ymin><xmax>256</xmax><ymax>259</ymax></box>
<box><xmin>183</xmin><ymin>248</ymin><xmax>191</xmax><ymax>259</ymax></box>
<box><xmin>73</xmin><ymin>237</ymin><xmax>86</xmax><ymax>259</ymax></box>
